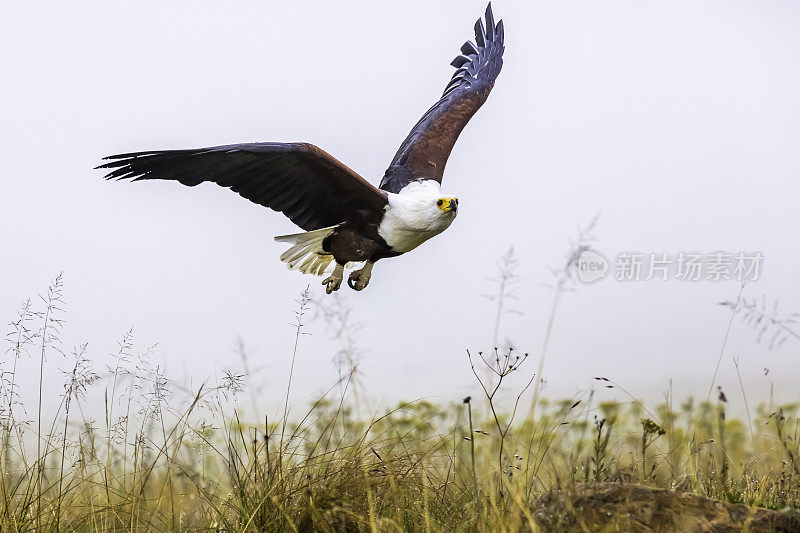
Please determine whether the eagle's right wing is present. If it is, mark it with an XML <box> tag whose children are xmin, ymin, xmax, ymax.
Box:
<box><xmin>380</xmin><ymin>3</ymin><xmax>504</xmax><ymax>193</ymax></box>
<box><xmin>98</xmin><ymin>142</ymin><xmax>388</xmax><ymax>231</ymax></box>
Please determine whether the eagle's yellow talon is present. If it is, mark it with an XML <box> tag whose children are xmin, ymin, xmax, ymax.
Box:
<box><xmin>348</xmin><ymin>261</ymin><xmax>374</xmax><ymax>291</ymax></box>
<box><xmin>322</xmin><ymin>263</ymin><xmax>345</xmax><ymax>294</ymax></box>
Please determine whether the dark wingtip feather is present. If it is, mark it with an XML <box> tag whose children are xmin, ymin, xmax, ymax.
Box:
<box><xmin>96</xmin><ymin>156</ymin><xmax>133</xmax><ymax>180</ymax></box>
<box><xmin>96</xmin><ymin>155</ymin><xmax>123</xmax><ymax>171</ymax></box>
<box><xmin>441</xmin><ymin>4</ymin><xmax>504</xmax><ymax>98</ymax></box>
<box><xmin>450</xmin><ymin>55</ymin><xmax>470</xmax><ymax>68</ymax></box>
<box><xmin>102</xmin><ymin>150</ymin><xmax>159</xmax><ymax>160</ymax></box>
<box><xmin>460</xmin><ymin>41</ymin><xmax>479</xmax><ymax>56</ymax></box>
<box><xmin>485</xmin><ymin>3</ymin><xmax>495</xmax><ymax>40</ymax></box>
<box><xmin>96</xmin><ymin>159</ymin><xmax>126</xmax><ymax>170</ymax></box>
<box><xmin>474</xmin><ymin>18</ymin><xmax>486</xmax><ymax>47</ymax></box>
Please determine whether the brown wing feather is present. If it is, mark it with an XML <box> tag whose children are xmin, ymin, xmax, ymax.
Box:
<box><xmin>404</xmin><ymin>88</ymin><xmax>493</xmax><ymax>179</ymax></box>
<box><xmin>98</xmin><ymin>142</ymin><xmax>388</xmax><ymax>231</ymax></box>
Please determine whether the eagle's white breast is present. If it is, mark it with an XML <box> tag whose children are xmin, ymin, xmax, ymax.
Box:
<box><xmin>378</xmin><ymin>181</ymin><xmax>457</xmax><ymax>253</ymax></box>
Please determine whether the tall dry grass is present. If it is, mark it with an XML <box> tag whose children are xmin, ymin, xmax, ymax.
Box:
<box><xmin>1</xmin><ymin>250</ymin><xmax>798</xmax><ymax>530</ymax></box>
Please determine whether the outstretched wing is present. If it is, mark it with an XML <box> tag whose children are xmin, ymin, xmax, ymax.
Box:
<box><xmin>98</xmin><ymin>142</ymin><xmax>388</xmax><ymax>231</ymax></box>
<box><xmin>379</xmin><ymin>3</ymin><xmax>504</xmax><ymax>193</ymax></box>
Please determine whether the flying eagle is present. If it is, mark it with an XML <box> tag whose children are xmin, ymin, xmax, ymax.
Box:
<box><xmin>99</xmin><ymin>4</ymin><xmax>504</xmax><ymax>294</ymax></box>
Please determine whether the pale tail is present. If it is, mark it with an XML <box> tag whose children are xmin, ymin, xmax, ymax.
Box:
<box><xmin>274</xmin><ymin>226</ymin><xmax>336</xmax><ymax>276</ymax></box>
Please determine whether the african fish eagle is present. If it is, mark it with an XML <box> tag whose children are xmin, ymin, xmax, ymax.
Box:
<box><xmin>98</xmin><ymin>4</ymin><xmax>505</xmax><ymax>293</ymax></box>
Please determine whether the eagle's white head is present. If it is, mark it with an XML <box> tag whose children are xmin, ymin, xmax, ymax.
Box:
<box><xmin>393</xmin><ymin>180</ymin><xmax>458</xmax><ymax>225</ymax></box>
<box><xmin>378</xmin><ymin>180</ymin><xmax>459</xmax><ymax>252</ymax></box>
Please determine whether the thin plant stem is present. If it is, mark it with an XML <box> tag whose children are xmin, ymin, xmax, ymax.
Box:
<box><xmin>279</xmin><ymin>287</ymin><xmax>311</xmax><ymax>482</ymax></box>
<box><xmin>528</xmin><ymin>284</ymin><xmax>563</xmax><ymax>421</ymax></box>
<box><xmin>732</xmin><ymin>356</ymin><xmax>757</xmax><ymax>454</ymax></box>
<box><xmin>707</xmin><ymin>284</ymin><xmax>745</xmax><ymax>402</ymax></box>
<box><xmin>464</xmin><ymin>396</ymin><xmax>478</xmax><ymax>505</ymax></box>
<box><xmin>528</xmin><ymin>215</ymin><xmax>598</xmax><ymax>420</ymax></box>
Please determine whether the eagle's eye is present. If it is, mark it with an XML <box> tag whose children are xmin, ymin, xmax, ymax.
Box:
<box><xmin>437</xmin><ymin>199</ymin><xmax>444</xmax><ymax>207</ymax></box>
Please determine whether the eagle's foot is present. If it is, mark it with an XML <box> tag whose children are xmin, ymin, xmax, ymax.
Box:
<box><xmin>322</xmin><ymin>263</ymin><xmax>345</xmax><ymax>294</ymax></box>
<box><xmin>347</xmin><ymin>261</ymin><xmax>374</xmax><ymax>291</ymax></box>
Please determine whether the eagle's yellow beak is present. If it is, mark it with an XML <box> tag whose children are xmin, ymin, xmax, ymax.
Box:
<box><xmin>437</xmin><ymin>197</ymin><xmax>459</xmax><ymax>213</ymax></box>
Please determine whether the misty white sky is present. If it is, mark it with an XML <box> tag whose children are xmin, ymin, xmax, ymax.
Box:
<box><xmin>2</xmin><ymin>1</ymin><xmax>799</xmax><ymax>418</ymax></box>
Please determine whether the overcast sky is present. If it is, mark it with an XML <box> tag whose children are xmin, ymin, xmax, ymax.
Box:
<box><xmin>2</xmin><ymin>1</ymin><xmax>799</xmax><ymax>418</ymax></box>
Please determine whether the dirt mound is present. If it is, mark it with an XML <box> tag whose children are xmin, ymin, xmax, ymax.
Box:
<box><xmin>533</xmin><ymin>483</ymin><xmax>800</xmax><ymax>532</ymax></box>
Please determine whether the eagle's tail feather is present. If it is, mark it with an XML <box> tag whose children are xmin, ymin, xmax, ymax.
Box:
<box><xmin>274</xmin><ymin>226</ymin><xmax>336</xmax><ymax>276</ymax></box>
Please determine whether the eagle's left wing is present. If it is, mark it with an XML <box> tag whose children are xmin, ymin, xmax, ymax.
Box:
<box><xmin>97</xmin><ymin>142</ymin><xmax>388</xmax><ymax>232</ymax></box>
<box><xmin>379</xmin><ymin>3</ymin><xmax>504</xmax><ymax>194</ymax></box>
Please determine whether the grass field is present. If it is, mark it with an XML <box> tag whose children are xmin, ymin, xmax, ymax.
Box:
<box><xmin>2</xmin><ymin>270</ymin><xmax>798</xmax><ymax>532</ymax></box>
